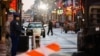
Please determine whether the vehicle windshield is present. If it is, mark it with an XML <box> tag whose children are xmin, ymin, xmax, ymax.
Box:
<box><xmin>28</xmin><ymin>23</ymin><xmax>43</xmax><ymax>28</ymax></box>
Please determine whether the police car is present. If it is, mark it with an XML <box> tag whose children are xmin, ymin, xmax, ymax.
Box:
<box><xmin>26</xmin><ymin>22</ymin><xmax>45</xmax><ymax>38</ymax></box>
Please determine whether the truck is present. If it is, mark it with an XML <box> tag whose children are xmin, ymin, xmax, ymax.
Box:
<box><xmin>77</xmin><ymin>0</ymin><xmax>100</xmax><ymax>55</ymax></box>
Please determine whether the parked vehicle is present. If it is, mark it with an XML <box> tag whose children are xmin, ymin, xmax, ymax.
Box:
<box><xmin>63</xmin><ymin>21</ymin><xmax>79</xmax><ymax>33</ymax></box>
<box><xmin>22</xmin><ymin>22</ymin><xmax>29</xmax><ymax>28</ymax></box>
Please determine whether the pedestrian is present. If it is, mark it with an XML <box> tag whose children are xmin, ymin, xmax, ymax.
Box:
<box><xmin>47</xmin><ymin>20</ymin><xmax>53</xmax><ymax>35</ymax></box>
<box><xmin>5</xmin><ymin>12</ymin><xmax>13</xmax><ymax>56</ymax></box>
<box><xmin>10</xmin><ymin>13</ymin><xmax>21</xmax><ymax>56</ymax></box>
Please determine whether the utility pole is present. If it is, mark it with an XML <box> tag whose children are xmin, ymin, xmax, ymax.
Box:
<box><xmin>18</xmin><ymin>0</ymin><xmax>23</xmax><ymax>26</ymax></box>
<box><xmin>72</xmin><ymin>0</ymin><xmax>74</xmax><ymax>22</ymax></box>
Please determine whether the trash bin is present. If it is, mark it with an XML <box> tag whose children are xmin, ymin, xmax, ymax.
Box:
<box><xmin>17</xmin><ymin>35</ymin><xmax>29</xmax><ymax>52</ymax></box>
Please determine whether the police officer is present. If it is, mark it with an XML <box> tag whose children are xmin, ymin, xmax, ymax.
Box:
<box><xmin>10</xmin><ymin>14</ymin><xmax>21</xmax><ymax>56</ymax></box>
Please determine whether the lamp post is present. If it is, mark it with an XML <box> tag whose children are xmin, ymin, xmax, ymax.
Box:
<box><xmin>20</xmin><ymin>1</ymin><xmax>23</xmax><ymax>26</ymax></box>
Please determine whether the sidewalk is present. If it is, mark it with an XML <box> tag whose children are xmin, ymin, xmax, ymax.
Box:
<box><xmin>0</xmin><ymin>36</ymin><xmax>7</xmax><ymax>56</ymax></box>
<box><xmin>0</xmin><ymin>44</ymin><xmax>6</xmax><ymax>56</ymax></box>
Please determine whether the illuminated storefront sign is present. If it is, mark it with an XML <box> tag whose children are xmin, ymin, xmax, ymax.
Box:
<box><xmin>57</xmin><ymin>9</ymin><xmax>63</xmax><ymax>15</ymax></box>
<box><xmin>9</xmin><ymin>0</ymin><xmax>17</xmax><ymax>12</ymax></box>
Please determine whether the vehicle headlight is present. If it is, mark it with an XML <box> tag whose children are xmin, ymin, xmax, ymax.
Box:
<box><xmin>27</xmin><ymin>29</ymin><xmax>32</xmax><ymax>32</ymax></box>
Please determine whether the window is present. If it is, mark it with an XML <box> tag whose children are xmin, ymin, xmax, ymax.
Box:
<box><xmin>89</xmin><ymin>6</ymin><xmax>100</xmax><ymax>26</ymax></box>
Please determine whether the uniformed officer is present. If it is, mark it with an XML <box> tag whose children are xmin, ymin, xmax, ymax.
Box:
<box><xmin>10</xmin><ymin>13</ymin><xmax>21</xmax><ymax>56</ymax></box>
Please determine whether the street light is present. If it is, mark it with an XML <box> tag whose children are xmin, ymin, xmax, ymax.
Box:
<box><xmin>38</xmin><ymin>2</ymin><xmax>48</xmax><ymax>11</ymax></box>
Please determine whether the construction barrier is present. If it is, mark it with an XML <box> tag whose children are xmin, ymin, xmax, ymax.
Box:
<box><xmin>17</xmin><ymin>42</ymin><xmax>60</xmax><ymax>56</ymax></box>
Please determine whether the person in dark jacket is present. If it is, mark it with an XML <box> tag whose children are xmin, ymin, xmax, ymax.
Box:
<box><xmin>10</xmin><ymin>14</ymin><xmax>21</xmax><ymax>56</ymax></box>
<box><xmin>47</xmin><ymin>20</ymin><xmax>53</xmax><ymax>35</ymax></box>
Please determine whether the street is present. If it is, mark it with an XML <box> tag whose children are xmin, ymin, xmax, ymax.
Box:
<box><xmin>0</xmin><ymin>27</ymin><xmax>77</xmax><ymax>56</ymax></box>
<box><xmin>0</xmin><ymin>0</ymin><xmax>100</xmax><ymax>56</ymax></box>
<box><xmin>28</xmin><ymin>27</ymin><xmax>77</xmax><ymax>56</ymax></box>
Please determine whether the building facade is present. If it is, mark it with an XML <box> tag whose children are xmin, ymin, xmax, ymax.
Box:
<box><xmin>0</xmin><ymin>0</ymin><xmax>22</xmax><ymax>35</ymax></box>
<box><xmin>0</xmin><ymin>0</ymin><xmax>11</xmax><ymax>35</ymax></box>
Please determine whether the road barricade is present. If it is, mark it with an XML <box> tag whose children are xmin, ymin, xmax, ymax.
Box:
<box><xmin>17</xmin><ymin>42</ymin><xmax>60</xmax><ymax>56</ymax></box>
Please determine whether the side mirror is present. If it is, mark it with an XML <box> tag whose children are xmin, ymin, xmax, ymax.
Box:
<box><xmin>25</xmin><ymin>26</ymin><xmax>28</xmax><ymax>28</ymax></box>
<box><xmin>23</xmin><ymin>26</ymin><xmax>27</xmax><ymax>30</ymax></box>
